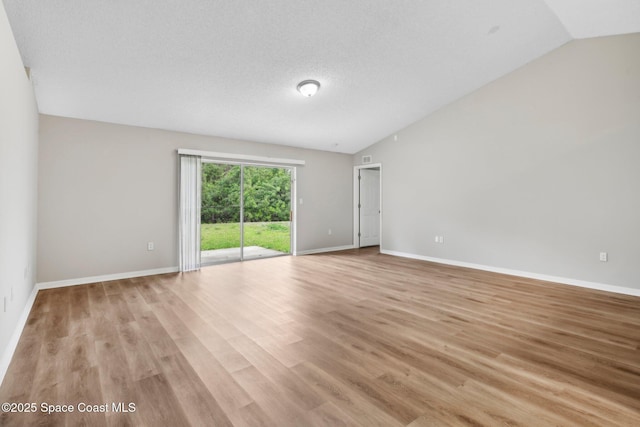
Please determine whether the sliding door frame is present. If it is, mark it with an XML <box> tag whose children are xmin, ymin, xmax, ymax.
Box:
<box><xmin>178</xmin><ymin>148</ymin><xmax>303</xmax><ymax>262</ymax></box>
<box><xmin>201</xmin><ymin>159</ymin><xmax>297</xmax><ymax>262</ymax></box>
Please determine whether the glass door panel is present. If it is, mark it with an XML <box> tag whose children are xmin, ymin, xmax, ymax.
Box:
<box><xmin>201</xmin><ymin>163</ymin><xmax>242</xmax><ymax>264</ymax></box>
<box><xmin>243</xmin><ymin>165</ymin><xmax>291</xmax><ymax>260</ymax></box>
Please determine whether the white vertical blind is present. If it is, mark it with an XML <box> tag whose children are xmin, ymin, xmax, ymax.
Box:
<box><xmin>179</xmin><ymin>155</ymin><xmax>202</xmax><ymax>272</ymax></box>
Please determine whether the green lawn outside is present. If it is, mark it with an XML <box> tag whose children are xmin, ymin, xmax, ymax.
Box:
<box><xmin>201</xmin><ymin>222</ymin><xmax>290</xmax><ymax>253</ymax></box>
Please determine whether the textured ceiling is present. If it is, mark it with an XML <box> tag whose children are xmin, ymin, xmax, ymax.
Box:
<box><xmin>3</xmin><ymin>1</ymin><xmax>639</xmax><ymax>154</ymax></box>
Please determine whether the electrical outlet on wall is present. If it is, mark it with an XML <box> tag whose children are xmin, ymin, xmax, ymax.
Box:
<box><xmin>147</xmin><ymin>242</ymin><xmax>155</xmax><ymax>251</ymax></box>
<box><xmin>599</xmin><ymin>252</ymin><xmax>608</xmax><ymax>262</ymax></box>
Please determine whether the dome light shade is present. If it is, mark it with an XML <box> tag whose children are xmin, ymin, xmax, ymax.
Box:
<box><xmin>297</xmin><ymin>80</ymin><xmax>320</xmax><ymax>97</ymax></box>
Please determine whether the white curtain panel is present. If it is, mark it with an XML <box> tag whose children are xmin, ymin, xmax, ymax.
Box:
<box><xmin>179</xmin><ymin>155</ymin><xmax>202</xmax><ymax>272</ymax></box>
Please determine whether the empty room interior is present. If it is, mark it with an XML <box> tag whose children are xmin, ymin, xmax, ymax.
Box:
<box><xmin>1</xmin><ymin>1</ymin><xmax>639</xmax><ymax>426</ymax></box>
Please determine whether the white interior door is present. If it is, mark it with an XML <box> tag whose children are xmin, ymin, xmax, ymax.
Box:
<box><xmin>359</xmin><ymin>168</ymin><xmax>380</xmax><ymax>247</ymax></box>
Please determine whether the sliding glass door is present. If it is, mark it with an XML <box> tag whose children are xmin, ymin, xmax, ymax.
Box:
<box><xmin>242</xmin><ymin>165</ymin><xmax>291</xmax><ymax>260</ymax></box>
<box><xmin>200</xmin><ymin>162</ymin><xmax>292</xmax><ymax>265</ymax></box>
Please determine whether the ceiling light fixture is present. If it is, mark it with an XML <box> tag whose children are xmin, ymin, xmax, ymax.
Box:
<box><xmin>297</xmin><ymin>80</ymin><xmax>320</xmax><ymax>97</ymax></box>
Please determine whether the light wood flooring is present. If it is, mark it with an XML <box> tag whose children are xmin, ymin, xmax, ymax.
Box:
<box><xmin>1</xmin><ymin>247</ymin><xmax>639</xmax><ymax>426</ymax></box>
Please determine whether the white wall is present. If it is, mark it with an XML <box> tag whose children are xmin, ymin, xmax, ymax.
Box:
<box><xmin>356</xmin><ymin>34</ymin><xmax>640</xmax><ymax>291</ymax></box>
<box><xmin>0</xmin><ymin>4</ymin><xmax>39</xmax><ymax>379</ymax></box>
<box><xmin>38</xmin><ymin>115</ymin><xmax>353</xmax><ymax>283</ymax></box>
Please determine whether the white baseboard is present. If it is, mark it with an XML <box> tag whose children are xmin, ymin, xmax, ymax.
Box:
<box><xmin>296</xmin><ymin>245</ymin><xmax>355</xmax><ymax>256</ymax></box>
<box><xmin>381</xmin><ymin>249</ymin><xmax>640</xmax><ymax>297</ymax></box>
<box><xmin>0</xmin><ymin>285</ymin><xmax>38</xmax><ymax>387</ymax></box>
<box><xmin>37</xmin><ymin>266</ymin><xmax>180</xmax><ymax>290</ymax></box>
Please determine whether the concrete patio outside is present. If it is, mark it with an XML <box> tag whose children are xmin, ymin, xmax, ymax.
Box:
<box><xmin>201</xmin><ymin>246</ymin><xmax>286</xmax><ymax>265</ymax></box>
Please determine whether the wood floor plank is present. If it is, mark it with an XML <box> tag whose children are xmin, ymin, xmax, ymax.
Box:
<box><xmin>117</xmin><ymin>280</ymin><xmax>152</xmax><ymax>315</ymax></box>
<box><xmin>131</xmin><ymin>309</ymin><xmax>181</xmax><ymax>360</ymax></box>
<box><xmin>134</xmin><ymin>373</ymin><xmax>190</xmax><ymax>426</ymax></box>
<box><xmin>174</xmin><ymin>336</ymin><xmax>254</xmax><ymax>414</ymax></box>
<box><xmin>157</xmin><ymin>352</ymin><xmax>233</xmax><ymax>427</ymax></box>
<box><xmin>61</xmin><ymin>366</ymin><xmax>108</xmax><ymax>427</ymax></box>
<box><xmin>107</xmin><ymin>293</ymin><xmax>136</xmax><ymax>325</ymax></box>
<box><xmin>307</xmin><ymin>401</ymin><xmax>361</xmax><ymax>427</ymax></box>
<box><xmin>44</xmin><ymin>287</ymin><xmax>70</xmax><ymax>340</ymax></box>
<box><xmin>87</xmin><ymin>283</ymin><xmax>119</xmax><ymax>339</ymax></box>
<box><xmin>228</xmin><ymin>334</ymin><xmax>325</xmax><ymax>411</ymax></box>
<box><xmin>117</xmin><ymin>321</ymin><xmax>161</xmax><ymax>382</ymax></box>
<box><xmin>231</xmin><ymin>365</ymin><xmax>310</xmax><ymax>427</ymax></box>
<box><xmin>69</xmin><ymin>286</ymin><xmax>91</xmax><ymax>336</ymax></box>
<box><xmin>227</xmin><ymin>401</ymin><xmax>276</xmax><ymax>427</ymax></box>
<box><xmin>1</xmin><ymin>247</ymin><xmax>639</xmax><ymax>426</ymax></box>
<box><xmin>253</xmin><ymin>331</ymin><xmax>305</xmax><ymax>368</ymax></box>
<box><xmin>292</xmin><ymin>361</ymin><xmax>404</xmax><ymax>427</ymax></box>
<box><xmin>0</xmin><ymin>326</ymin><xmax>44</xmax><ymax>401</ymax></box>
<box><xmin>94</xmin><ymin>335</ymin><xmax>140</xmax><ymax>427</ymax></box>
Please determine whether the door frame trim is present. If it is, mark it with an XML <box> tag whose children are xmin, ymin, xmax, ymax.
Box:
<box><xmin>178</xmin><ymin>148</ymin><xmax>305</xmax><ymax>166</ymax></box>
<box><xmin>353</xmin><ymin>163</ymin><xmax>382</xmax><ymax>249</ymax></box>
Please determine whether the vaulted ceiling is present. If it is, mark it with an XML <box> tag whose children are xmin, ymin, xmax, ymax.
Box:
<box><xmin>4</xmin><ymin>0</ymin><xmax>640</xmax><ymax>153</ymax></box>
